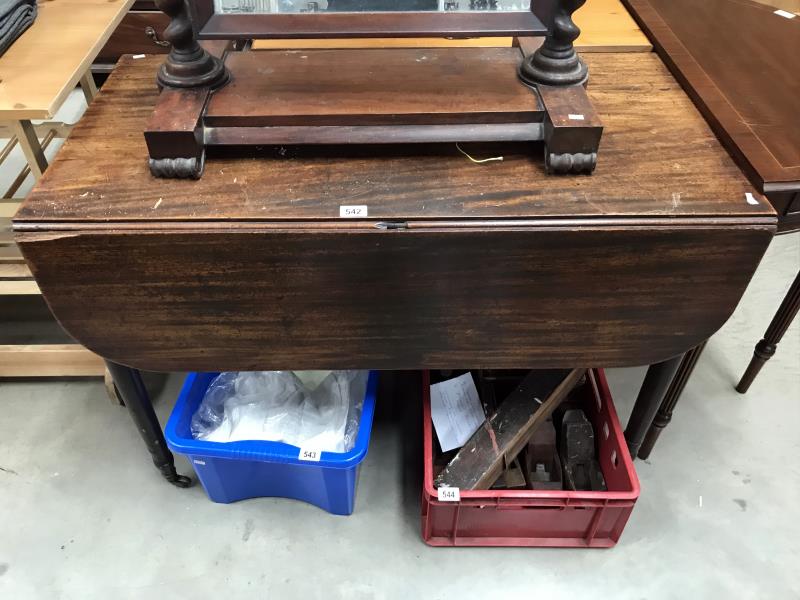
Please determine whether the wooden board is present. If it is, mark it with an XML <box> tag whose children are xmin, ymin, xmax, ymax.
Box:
<box><xmin>0</xmin><ymin>0</ymin><xmax>134</xmax><ymax>120</ymax></box>
<box><xmin>15</xmin><ymin>224</ymin><xmax>773</xmax><ymax>371</ymax></box>
<box><xmin>435</xmin><ymin>369</ymin><xmax>584</xmax><ymax>490</ymax></box>
<box><xmin>622</xmin><ymin>0</ymin><xmax>800</xmax><ymax>195</ymax></box>
<box><xmin>16</xmin><ymin>54</ymin><xmax>775</xmax><ymax>223</ymax></box>
<box><xmin>0</xmin><ymin>201</ymin><xmax>20</xmax><ymax>218</ymax></box>
<box><xmin>205</xmin><ymin>48</ymin><xmax>541</xmax><ymax>127</ymax></box>
<box><xmin>0</xmin><ymin>344</ymin><xmax>105</xmax><ymax>376</ymax></box>
<box><xmin>0</xmin><ymin>251</ymin><xmax>39</xmax><ymax>294</ymax></box>
<box><xmin>752</xmin><ymin>0</ymin><xmax>800</xmax><ymax>11</ymax></box>
<box><xmin>574</xmin><ymin>0</ymin><xmax>651</xmax><ymax>51</ymax></box>
<box><xmin>12</xmin><ymin>53</ymin><xmax>777</xmax><ymax>371</ymax></box>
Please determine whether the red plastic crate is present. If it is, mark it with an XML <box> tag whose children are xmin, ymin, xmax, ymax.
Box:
<box><xmin>421</xmin><ymin>369</ymin><xmax>639</xmax><ymax>548</ymax></box>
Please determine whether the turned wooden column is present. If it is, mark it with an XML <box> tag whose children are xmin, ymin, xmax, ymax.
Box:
<box><xmin>638</xmin><ymin>342</ymin><xmax>707</xmax><ymax>459</ymax></box>
<box><xmin>624</xmin><ymin>355</ymin><xmax>683</xmax><ymax>459</ymax></box>
<box><xmin>155</xmin><ymin>0</ymin><xmax>228</xmax><ymax>89</ymax></box>
<box><xmin>520</xmin><ymin>0</ymin><xmax>588</xmax><ymax>87</ymax></box>
<box><xmin>736</xmin><ymin>269</ymin><xmax>800</xmax><ymax>394</ymax></box>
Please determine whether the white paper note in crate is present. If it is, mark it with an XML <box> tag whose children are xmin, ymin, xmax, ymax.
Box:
<box><xmin>430</xmin><ymin>373</ymin><xmax>485</xmax><ymax>452</ymax></box>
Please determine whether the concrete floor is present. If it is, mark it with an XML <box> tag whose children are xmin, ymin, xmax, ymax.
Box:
<box><xmin>0</xmin><ymin>234</ymin><xmax>797</xmax><ymax>598</ymax></box>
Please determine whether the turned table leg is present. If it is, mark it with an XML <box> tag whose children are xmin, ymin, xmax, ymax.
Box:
<box><xmin>638</xmin><ymin>342</ymin><xmax>707</xmax><ymax>460</ymax></box>
<box><xmin>736</xmin><ymin>269</ymin><xmax>800</xmax><ymax>394</ymax></box>
<box><xmin>624</xmin><ymin>355</ymin><xmax>684</xmax><ymax>459</ymax></box>
<box><xmin>105</xmin><ymin>361</ymin><xmax>191</xmax><ymax>488</ymax></box>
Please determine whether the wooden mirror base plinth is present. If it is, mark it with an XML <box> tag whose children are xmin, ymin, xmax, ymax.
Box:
<box><xmin>145</xmin><ymin>46</ymin><xmax>602</xmax><ymax>179</ymax></box>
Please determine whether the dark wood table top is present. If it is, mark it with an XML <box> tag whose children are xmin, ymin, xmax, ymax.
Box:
<box><xmin>622</xmin><ymin>0</ymin><xmax>800</xmax><ymax>229</ymax></box>
<box><xmin>13</xmin><ymin>52</ymin><xmax>777</xmax><ymax>371</ymax></box>
<box><xmin>17</xmin><ymin>53</ymin><xmax>774</xmax><ymax>225</ymax></box>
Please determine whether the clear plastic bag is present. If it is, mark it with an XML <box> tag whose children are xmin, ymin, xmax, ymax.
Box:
<box><xmin>190</xmin><ymin>370</ymin><xmax>368</xmax><ymax>453</ymax></box>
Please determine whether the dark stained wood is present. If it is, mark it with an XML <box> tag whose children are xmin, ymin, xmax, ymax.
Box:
<box><xmin>15</xmin><ymin>224</ymin><xmax>773</xmax><ymax>371</ymax></box>
<box><xmin>538</xmin><ymin>84</ymin><xmax>603</xmax><ymax>173</ymax></box>
<box><xmin>205</xmin><ymin>48</ymin><xmax>542</xmax><ymax>127</ymax></box>
<box><xmin>622</xmin><ymin>0</ymin><xmax>800</xmax><ymax>227</ymax></box>
<box><xmin>624</xmin><ymin>355</ymin><xmax>683</xmax><ymax>457</ymax></box>
<box><xmin>154</xmin><ymin>0</ymin><xmax>228</xmax><ymax>89</ymax></box>
<box><xmin>638</xmin><ymin>341</ymin><xmax>707</xmax><ymax>459</ymax></box>
<box><xmin>97</xmin><ymin>11</ymin><xmax>171</xmax><ymax>62</ymax></box>
<box><xmin>199</xmin><ymin>12</ymin><xmax>547</xmax><ymax>40</ymax></box>
<box><xmin>435</xmin><ymin>369</ymin><xmax>584</xmax><ymax>490</ymax></box>
<box><xmin>16</xmin><ymin>54</ymin><xmax>775</xmax><ymax>223</ymax></box>
<box><xmin>736</xmin><ymin>269</ymin><xmax>800</xmax><ymax>393</ymax></box>
<box><xmin>144</xmin><ymin>87</ymin><xmax>208</xmax><ymax>160</ymax></box>
<box><xmin>521</xmin><ymin>0</ymin><xmax>588</xmax><ymax>87</ymax></box>
<box><xmin>190</xmin><ymin>0</ymin><xmax>214</xmax><ymax>31</ymax></box>
<box><xmin>12</xmin><ymin>53</ymin><xmax>777</xmax><ymax>372</ymax></box>
<box><xmin>154</xmin><ymin>46</ymin><xmax>603</xmax><ymax>168</ymax></box>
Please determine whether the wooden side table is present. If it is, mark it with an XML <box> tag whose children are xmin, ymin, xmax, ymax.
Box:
<box><xmin>13</xmin><ymin>51</ymin><xmax>776</xmax><ymax>485</ymax></box>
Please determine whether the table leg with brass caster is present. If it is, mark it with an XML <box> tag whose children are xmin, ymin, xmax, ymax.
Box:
<box><xmin>105</xmin><ymin>360</ymin><xmax>191</xmax><ymax>488</ymax></box>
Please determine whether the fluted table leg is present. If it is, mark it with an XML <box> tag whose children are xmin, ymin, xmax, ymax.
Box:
<box><xmin>737</xmin><ymin>269</ymin><xmax>800</xmax><ymax>394</ymax></box>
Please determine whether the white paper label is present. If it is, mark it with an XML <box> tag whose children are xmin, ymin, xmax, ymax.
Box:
<box><xmin>298</xmin><ymin>447</ymin><xmax>322</xmax><ymax>462</ymax></box>
<box><xmin>340</xmin><ymin>205</ymin><xmax>368</xmax><ymax>218</ymax></box>
<box><xmin>429</xmin><ymin>373</ymin><xmax>484</xmax><ymax>452</ymax></box>
<box><xmin>438</xmin><ymin>487</ymin><xmax>461</xmax><ymax>502</ymax></box>
<box><xmin>568</xmin><ymin>114</ymin><xmax>585</xmax><ymax>121</ymax></box>
<box><xmin>132</xmin><ymin>54</ymin><xmax>146</xmax><ymax>59</ymax></box>
<box><xmin>774</xmin><ymin>9</ymin><xmax>796</xmax><ymax>18</ymax></box>
<box><xmin>745</xmin><ymin>192</ymin><xmax>759</xmax><ymax>205</ymax></box>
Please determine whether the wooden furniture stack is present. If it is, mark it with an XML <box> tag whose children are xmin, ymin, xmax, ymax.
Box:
<box><xmin>13</xmin><ymin>49</ymin><xmax>776</xmax><ymax>484</ymax></box>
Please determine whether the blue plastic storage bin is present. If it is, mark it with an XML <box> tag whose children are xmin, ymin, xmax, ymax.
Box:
<box><xmin>165</xmin><ymin>371</ymin><xmax>378</xmax><ymax>516</ymax></box>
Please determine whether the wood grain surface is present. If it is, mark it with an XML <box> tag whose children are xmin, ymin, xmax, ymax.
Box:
<box><xmin>16</xmin><ymin>53</ymin><xmax>774</xmax><ymax>223</ymax></box>
<box><xmin>435</xmin><ymin>369</ymin><xmax>584</xmax><ymax>490</ymax></box>
<box><xmin>206</xmin><ymin>48</ymin><xmax>541</xmax><ymax>126</ymax></box>
<box><xmin>622</xmin><ymin>0</ymin><xmax>800</xmax><ymax>196</ymax></box>
<box><xmin>0</xmin><ymin>0</ymin><xmax>133</xmax><ymax>119</ymax></box>
<box><xmin>13</xmin><ymin>52</ymin><xmax>777</xmax><ymax>371</ymax></box>
<box><xmin>16</xmin><ymin>223</ymin><xmax>773</xmax><ymax>371</ymax></box>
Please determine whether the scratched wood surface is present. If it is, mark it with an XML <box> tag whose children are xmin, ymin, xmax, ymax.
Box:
<box><xmin>13</xmin><ymin>52</ymin><xmax>777</xmax><ymax>371</ymax></box>
<box><xmin>15</xmin><ymin>53</ymin><xmax>774</xmax><ymax>223</ymax></box>
<box><xmin>16</xmin><ymin>223</ymin><xmax>773</xmax><ymax>371</ymax></box>
<box><xmin>622</xmin><ymin>0</ymin><xmax>800</xmax><ymax>231</ymax></box>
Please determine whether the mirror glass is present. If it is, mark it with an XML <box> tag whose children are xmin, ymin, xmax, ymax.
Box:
<box><xmin>214</xmin><ymin>0</ymin><xmax>530</xmax><ymax>14</ymax></box>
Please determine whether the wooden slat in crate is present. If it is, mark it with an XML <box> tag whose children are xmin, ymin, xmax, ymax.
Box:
<box><xmin>435</xmin><ymin>368</ymin><xmax>586</xmax><ymax>490</ymax></box>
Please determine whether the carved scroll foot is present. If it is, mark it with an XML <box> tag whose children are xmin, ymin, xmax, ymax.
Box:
<box><xmin>149</xmin><ymin>154</ymin><xmax>204</xmax><ymax>179</ymax></box>
<box><xmin>545</xmin><ymin>149</ymin><xmax>597</xmax><ymax>174</ymax></box>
